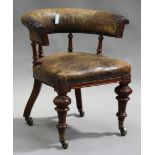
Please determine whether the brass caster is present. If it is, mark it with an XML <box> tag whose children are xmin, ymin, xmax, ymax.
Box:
<box><xmin>119</xmin><ymin>127</ymin><xmax>127</xmax><ymax>136</ymax></box>
<box><xmin>79</xmin><ymin>110</ymin><xmax>85</xmax><ymax>117</ymax></box>
<box><xmin>25</xmin><ymin>117</ymin><xmax>33</xmax><ymax>126</ymax></box>
<box><xmin>60</xmin><ymin>139</ymin><xmax>68</xmax><ymax>149</ymax></box>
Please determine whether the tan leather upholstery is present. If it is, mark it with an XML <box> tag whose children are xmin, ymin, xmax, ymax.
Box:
<box><xmin>21</xmin><ymin>8</ymin><xmax>129</xmax><ymax>45</ymax></box>
<box><xmin>33</xmin><ymin>52</ymin><xmax>131</xmax><ymax>86</ymax></box>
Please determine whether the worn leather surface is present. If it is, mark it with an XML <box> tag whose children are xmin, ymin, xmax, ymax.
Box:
<box><xmin>21</xmin><ymin>8</ymin><xmax>129</xmax><ymax>45</ymax></box>
<box><xmin>33</xmin><ymin>52</ymin><xmax>131</xmax><ymax>86</ymax></box>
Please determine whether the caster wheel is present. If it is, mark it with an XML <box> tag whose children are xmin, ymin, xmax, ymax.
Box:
<box><xmin>79</xmin><ymin>110</ymin><xmax>85</xmax><ymax>117</ymax></box>
<box><xmin>25</xmin><ymin>117</ymin><xmax>33</xmax><ymax>126</ymax></box>
<box><xmin>120</xmin><ymin>127</ymin><xmax>127</xmax><ymax>136</ymax></box>
<box><xmin>60</xmin><ymin>139</ymin><xmax>68</xmax><ymax>149</ymax></box>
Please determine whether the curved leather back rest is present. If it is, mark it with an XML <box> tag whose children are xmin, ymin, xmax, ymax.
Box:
<box><xmin>21</xmin><ymin>8</ymin><xmax>129</xmax><ymax>45</ymax></box>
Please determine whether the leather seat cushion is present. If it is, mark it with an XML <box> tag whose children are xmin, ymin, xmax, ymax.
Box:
<box><xmin>33</xmin><ymin>52</ymin><xmax>131</xmax><ymax>86</ymax></box>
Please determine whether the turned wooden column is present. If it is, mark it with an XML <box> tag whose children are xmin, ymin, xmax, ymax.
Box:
<box><xmin>31</xmin><ymin>42</ymin><xmax>41</xmax><ymax>66</ymax></box>
<box><xmin>53</xmin><ymin>87</ymin><xmax>71</xmax><ymax>149</ymax></box>
<box><xmin>96</xmin><ymin>34</ymin><xmax>104</xmax><ymax>55</ymax></box>
<box><xmin>115</xmin><ymin>80</ymin><xmax>132</xmax><ymax>136</ymax></box>
<box><xmin>38</xmin><ymin>44</ymin><xmax>44</xmax><ymax>58</ymax></box>
<box><xmin>67</xmin><ymin>32</ymin><xmax>73</xmax><ymax>52</ymax></box>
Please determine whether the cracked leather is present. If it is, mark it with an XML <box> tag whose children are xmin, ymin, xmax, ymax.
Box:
<box><xmin>21</xmin><ymin>8</ymin><xmax>129</xmax><ymax>45</ymax></box>
<box><xmin>33</xmin><ymin>52</ymin><xmax>131</xmax><ymax>86</ymax></box>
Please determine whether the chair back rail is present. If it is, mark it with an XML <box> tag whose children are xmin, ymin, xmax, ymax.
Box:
<box><xmin>21</xmin><ymin>8</ymin><xmax>129</xmax><ymax>45</ymax></box>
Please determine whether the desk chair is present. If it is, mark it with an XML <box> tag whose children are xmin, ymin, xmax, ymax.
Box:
<box><xmin>21</xmin><ymin>8</ymin><xmax>132</xmax><ymax>149</ymax></box>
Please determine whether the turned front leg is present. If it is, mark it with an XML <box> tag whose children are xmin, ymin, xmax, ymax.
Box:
<box><xmin>53</xmin><ymin>90</ymin><xmax>71</xmax><ymax>149</ymax></box>
<box><xmin>115</xmin><ymin>81</ymin><xmax>132</xmax><ymax>136</ymax></box>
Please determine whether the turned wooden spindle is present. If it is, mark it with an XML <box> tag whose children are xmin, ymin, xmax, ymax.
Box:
<box><xmin>31</xmin><ymin>42</ymin><xmax>39</xmax><ymax>66</ymax></box>
<box><xmin>96</xmin><ymin>35</ymin><xmax>104</xmax><ymax>55</ymax></box>
<box><xmin>38</xmin><ymin>44</ymin><xmax>44</xmax><ymax>58</ymax></box>
<box><xmin>68</xmin><ymin>33</ymin><xmax>73</xmax><ymax>52</ymax></box>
